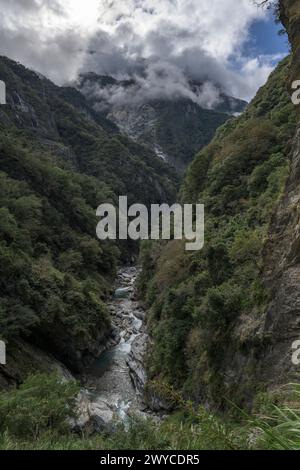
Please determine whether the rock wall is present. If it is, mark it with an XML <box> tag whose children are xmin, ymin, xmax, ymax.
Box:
<box><xmin>249</xmin><ymin>0</ymin><xmax>300</xmax><ymax>391</ymax></box>
<box><xmin>280</xmin><ymin>0</ymin><xmax>300</xmax><ymax>82</ymax></box>
<box><xmin>0</xmin><ymin>339</ymin><xmax>74</xmax><ymax>390</ymax></box>
<box><xmin>221</xmin><ymin>1</ymin><xmax>300</xmax><ymax>399</ymax></box>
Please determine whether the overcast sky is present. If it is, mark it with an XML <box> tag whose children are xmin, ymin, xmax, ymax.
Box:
<box><xmin>0</xmin><ymin>0</ymin><xmax>288</xmax><ymax>103</ymax></box>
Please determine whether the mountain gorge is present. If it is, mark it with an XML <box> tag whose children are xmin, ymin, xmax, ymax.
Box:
<box><xmin>1</xmin><ymin>0</ymin><xmax>300</xmax><ymax>451</ymax></box>
<box><xmin>77</xmin><ymin>73</ymin><xmax>246</xmax><ymax>173</ymax></box>
<box><xmin>139</xmin><ymin>0</ymin><xmax>300</xmax><ymax>410</ymax></box>
<box><xmin>0</xmin><ymin>55</ymin><xmax>178</xmax><ymax>387</ymax></box>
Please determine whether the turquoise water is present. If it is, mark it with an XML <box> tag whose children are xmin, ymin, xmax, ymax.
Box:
<box><xmin>89</xmin><ymin>348</ymin><xmax>117</xmax><ymax>377</ymax></box>
<box><xmin>84</xmin><ymin>267</ymin><xmax>145</xmax><ymax>422</ymax></box>
<box><xmin>114</xmin><ymin>287</ymin><xmax>131</xmax><ymax>299</ymax></box>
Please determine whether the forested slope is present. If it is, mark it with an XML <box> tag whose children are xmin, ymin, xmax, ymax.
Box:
<box><xmin>0</xmin><ymin>56</ymin><xmax>178</xmax><ymax>386</ymax></box>
<box><xmin>139</xmin><ymin>55</ymin><xmax>299</xmax><ymax>408</ymax></box>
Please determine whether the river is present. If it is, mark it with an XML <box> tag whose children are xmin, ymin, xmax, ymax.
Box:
<box><xmin>75</xmin><ymin>267</ymin><xmax>151</xmax><ymax>431</ymax></box>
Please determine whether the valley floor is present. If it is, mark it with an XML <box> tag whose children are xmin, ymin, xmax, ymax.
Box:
<box><xmin>0</xmin><ymin>266</ymin><xmax>300</xmax><ymax>451</ymax></box>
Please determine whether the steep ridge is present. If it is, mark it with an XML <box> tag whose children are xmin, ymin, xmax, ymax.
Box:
<box><xmin>255</xmin><ymin>0</ymin><xmax>300</xmax><ymax>396</ymax></box>
<box><xmin>0</xmin><ymin>57</ymin><xmax>178</xmax><ymax>207</ymax></box>
<box><xmin>77</xmin><ymin>73</ymin><xmax>246</xmax><ymax>173</ymax></box>
<box><xmin>280</xmin><ymin>0</ymin><xmax>300</xmax><ymax>83</ymax></box>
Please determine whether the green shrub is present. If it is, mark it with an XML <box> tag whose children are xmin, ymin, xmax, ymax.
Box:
<box><xmin>254</xmin><ymin>384</ymin><xmax>300</xmax><ymax>450</ymax></box>
<box><xmin>0</xmin><ymin>373</ymin><xmax>79</xmax><ymax>439</ymax></box>
<box><xmin>139</xmin><ymin>56</ymin><xmax>296</xmax><ymax>403</ymax></box>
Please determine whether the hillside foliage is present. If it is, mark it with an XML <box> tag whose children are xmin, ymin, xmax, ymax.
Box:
<box><xmin>139</xmin><ymin>57</ymin><xmax>297</xmax><ymax>406</ymax></box>
<box><xmin>0</xmin><ymin>55</ymin><xmax>178</xmax><ymax>371</ymax></box>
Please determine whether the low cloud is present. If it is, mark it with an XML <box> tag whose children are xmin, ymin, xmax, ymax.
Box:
<box><xmin>80</xmin><ymin>54</ymin><xmax>225</xmax><ymax>111</ymax></box>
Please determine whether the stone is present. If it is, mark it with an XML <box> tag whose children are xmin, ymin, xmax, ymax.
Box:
<box><xmin>72</xmin><ymin>391</ymin><xmax>115</xmax><ymax>435</ymax></box>
<box><xmin>127</xmin><ymin>333</ymin><xmax>148</xmax><ymax>393</ymax></box>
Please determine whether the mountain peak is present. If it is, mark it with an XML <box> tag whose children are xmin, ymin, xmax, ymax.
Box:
<box><xmin>77</xmin><ymin>72</ymin><xmax>247</xmax><ymax>172</ymax></box>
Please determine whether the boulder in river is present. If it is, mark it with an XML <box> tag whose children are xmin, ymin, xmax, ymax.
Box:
<box><xmin>127</xmin><ymin>333</ymin><xmax>148</xmax><ymax>393</ymax></box>
<box><xmin>114</xmin><ymin>287</ymin><xmax>132</xmax><ymax>299</ymax></box>
<box><xmin>72</xmin><ymin>390</ymin><xmax>116</xmax><ymax>435</ymax></box>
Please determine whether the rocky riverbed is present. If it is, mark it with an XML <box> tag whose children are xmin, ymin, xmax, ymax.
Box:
<box><xmin>73</xmin><ymin>267</ymin><xmax>154</xmax><ymax>434</ymax></box>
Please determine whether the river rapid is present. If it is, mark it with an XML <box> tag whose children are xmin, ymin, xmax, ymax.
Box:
<box><xmin>75</xmin><ymin>267</ymin><xmax>152</xmax><ymax>432</ymax></box>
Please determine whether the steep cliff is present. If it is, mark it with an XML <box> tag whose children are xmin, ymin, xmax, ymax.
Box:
<box><xmin>256</xmin><ymin>0</ymin><xmax>300</xmax><ymax>393</ymax></box>
<box><xmin>140</xmin><ymin>47</ymin><xmax>300</xmax><ymax>408</ymax></box>
<box><xmin>0</xmin><ymin>57</ymin><xmax>178</xmax><ymax>207</ymax></box>
<box><xmin>77</xmin><ymin>73</ymin><xmax>246</xmax><ymax>173</ymax></box>
<box><xmin>0</xmin><ymin>56</ymin><xmax>178</xmax><ymax>387</ymax></box>
<box><xmin>280</xmin><ymin>0</ymin><xmax>300</xmax><ymax>82</ymax></box>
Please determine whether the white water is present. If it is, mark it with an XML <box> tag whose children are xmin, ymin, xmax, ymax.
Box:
<box><xmin>83</xmin><ymin>267</ymin><xmax>147</xmax><ymax>423</ymax></box>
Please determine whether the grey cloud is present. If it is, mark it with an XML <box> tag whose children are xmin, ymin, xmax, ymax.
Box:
<box><xmin>0</xmin><ymin>25</ymin><xmax>86</xmax><ymax>84</ymax></box>
<box><xmin>0</xmin><ymin>0</ymin><xmax>65</xmax><ymax>16</ymax></box>
<box><xmin>0</xmin><ymin>0</ymin><xmax>281</xmax><ymax>103</ymax></box>
<box><xmin>0</xmin><ymin>0</ymin><xmax>85</xmax><ymax>84</ymax></box>
<box><xmin>84</xmin><ymin>29</ymin><xmax>145</xmax><ymax>78</ymax></box>
<box><xmin>80</xmin><ymin>25</ymin><xmax>239</xmax><ymax>110</ymax></box>
<box><xmin>80</xmin><ymin>53</ymin><xmax>224</xmax><ymax>111</ymax></box>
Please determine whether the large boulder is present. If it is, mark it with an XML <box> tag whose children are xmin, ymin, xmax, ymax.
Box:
<box><xmin>72</xmin><ymin>390</ymin><xmax>115</xmax><ymax>435</ymax></box>
<box><xmin>127</xmin><ymin>333</ymin><xmax>148</xmax><ymax>394</ymax></box>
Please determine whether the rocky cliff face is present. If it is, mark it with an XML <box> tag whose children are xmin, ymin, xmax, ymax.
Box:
<box><xmin>259</xmin><ymin>128</ymin><xmax>300</xmax><ymax>387</ymax></box>
<box><xmin>106</xmin><ymin>100</ymin><xmax>239</xmax><ymax>174</ymax></box>
<box><xmin>255</xmin><ymin>0</ymin><xmax>300</xmax><ymax>389</ymax></box>
<box><xmin>139</xmin><ymin>43</ymin><xmax>300</xmax><ymax>408</ymax></box>
<box><xmin>280</xmin><ymin>0</ymin><xmax>300</xmax><ymax>82</ymax></box>
<box><xmin>214</xmin><ymin>19</ymin><xmax>300</xmax><ymax>399</ymax></box>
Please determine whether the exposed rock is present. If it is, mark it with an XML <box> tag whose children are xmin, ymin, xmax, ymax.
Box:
<box><xmin>81</xmin><ymin>266</ymin><xmax>164</xmax><ymax>422</ymax></box>
<box><xmin>72</xmin><ymin>391</ymin><xmax>115</xmax><ymax>435</ymax></box>
<box><xmin>259</xmin><ymin>126</ymin><xmax>300</xmax><ymax>387</ymax></box>
<box><xmin>133</xmin><ymin>307</ymin><xmax>146</xmax><ymax>321</ymax></box>
<box><xmin>114</xmin><ymin>287</ymin><xmax>132</xmax><ymax>299</ymax></box>
<box><xmin>78</xmin><ymin>74</ymin><xmax>247</xmax><ymax>173</ymax></box>
<box><xmin>0</xmin><ymin>339</ymin><xmax>75</xmax><ymax>390</ymax></box>
<box><xmin>143</xmin><ymin>389</ymin><xmax>174</xmax><ymax>413</ymax></box>
<box><xmin>127</xmin><ymin>333</ymin><xmax>148</xmax><ymax>393</ymax></box>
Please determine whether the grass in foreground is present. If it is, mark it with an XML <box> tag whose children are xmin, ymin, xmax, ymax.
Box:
<box><xmin>0</xmin><ymin>373</ymin><xmax>300</xmax><ymax>450</ymax></box>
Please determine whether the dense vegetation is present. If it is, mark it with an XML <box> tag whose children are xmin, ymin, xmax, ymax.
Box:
<box><xmin>139</xmin><ymin>56</ymin><xmax>298</xmax><ymax>407</ymax></box>
<box><xmin>146</xmin><ymin>100</ymin><xmax>233</xmax><ymax>170</ymax></box>
<box><xmin>1</xmin><ymin>372</ymin><xmax>299</xmax><ymax>450</ymax></box>
<box><xmin>0</xmin><ymin>56</ymin><xmax>178</xmax><ymax>208</ymax></box>
<box><xmin>0</xmin><ymin>55</ymin><xmax>178</xmax><ymax>379</ymax></box>
<box><xmin>0</xmin><ymin>130</ymin><xmax>117</xmax><ymax>370</ymax></box>
<box><xmin>1</xmin><ymin>4</ymin><xmax>300</xmax><ymax>449</ymax></box>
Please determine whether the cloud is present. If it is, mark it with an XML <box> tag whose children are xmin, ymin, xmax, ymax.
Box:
<box><xmin>0</xmin><ymin>0</ymin><xmax>93</xmax><ymax>84</ymax></box>
<box><xmin>80</xmin><ymin>0</ymin><xmax>285</xmax><ymax>105</ymax></box>
<box><xmin>80</xmin><ymin>52</ymin><xmax>226</xmax><ymax>111</ymax></box>
<box><xmin>0</xmin><ymin>0</ymin><xmax>286</xmax><ymax>104</ymax></box>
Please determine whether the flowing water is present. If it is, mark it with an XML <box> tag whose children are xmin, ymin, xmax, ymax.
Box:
<box><xmin>82</xmin><ymin>266</ymin><xmax>148</xmax><ymax>424</ymax></box>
